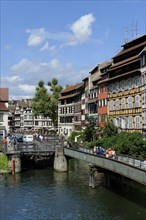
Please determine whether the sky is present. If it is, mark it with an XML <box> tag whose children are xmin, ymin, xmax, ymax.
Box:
<box><xmin>1</xmin><ymin>0</ymin><xmax>146</xmax><ymax>100</ymax></box>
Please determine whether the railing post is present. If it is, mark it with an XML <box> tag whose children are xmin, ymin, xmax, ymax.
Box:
<box><xmin>12</xmin><ymin>159</ymin><xmax>15</xmax><ymax>175</ymax></box>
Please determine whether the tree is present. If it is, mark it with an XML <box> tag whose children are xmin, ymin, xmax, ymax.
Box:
<box><xmin>114</xmin><ymin>132</ymin><xmax>146</xmax><ymax>159</ymax></box>
<box><xmin>32</xmin><ymin>78</ymin><xmax>63</xmax><ymax>128</ymax></box>
<box><xmin>47</xmin><ymin>78</ymin><xmax>63</xmax><ymax>127</ymax></box>
<box><xmin>32</xmin><ymin>80</ymin><xmax>50</xmax><ymax>117</ymax></box>
<box><xmin>101</xmin><ymin>119</ymin><xmax>118</xmax><ymax>137</ymax></box>
<box><xmin>102</xmin><ymin>131</ymin><xmax>146</xmax><ymax>159</ymax></box>
<box><xmin>83</xmin><ymin>117</ymin><xmax>97</xmax><ymax>142</ymax></box>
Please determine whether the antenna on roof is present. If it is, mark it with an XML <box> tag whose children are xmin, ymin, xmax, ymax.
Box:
<box><xmin>131</xmin><ymin>22</ymin><xmax>138</xmax><ymax>39</ymax></box>
<box><xmin>124</xmin><ymin>26</ymin><xmax>129</xmax><ymax>43</ymax></box>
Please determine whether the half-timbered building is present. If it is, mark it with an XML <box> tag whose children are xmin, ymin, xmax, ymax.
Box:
<box><xmin>108</xmin><ymin>34</ymin><xmax>146</xmax><ymax>133</ymax></box>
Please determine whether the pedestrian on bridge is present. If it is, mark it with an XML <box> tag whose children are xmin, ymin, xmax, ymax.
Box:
<box><xmin>3</xmin><ymin>136</ymin><xmax>7</xmax><ymax>151</ymax></box>
<box><xmin>64</xmin><ymin>140</ymin><xmax>68</xmax><ymax>147</ymax></box>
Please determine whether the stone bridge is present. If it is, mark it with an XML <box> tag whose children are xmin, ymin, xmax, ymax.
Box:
<box><xmin>63</xmin><ymin>147</ymin><xmax>146</xmax><ymax>187</ymax></box>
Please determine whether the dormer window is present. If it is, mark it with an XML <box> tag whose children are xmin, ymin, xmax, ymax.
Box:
<box><xmin>141</xmin><ymin>53</ymin><xmax>146</xmax><ymax>67</ymax></box>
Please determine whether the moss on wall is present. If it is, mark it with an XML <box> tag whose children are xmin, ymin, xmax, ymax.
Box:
<box><xmin>0</xmin><ymin>152</ymin><xmax>10</xmax><ymax>172</ymax></box>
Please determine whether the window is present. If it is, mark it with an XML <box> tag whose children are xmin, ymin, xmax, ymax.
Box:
<box><xmin>109</xmin><ymin>100</ymin><xmax>114</xmax><ymax>111</ymax></box>
<box><xmin>135</xmin><ymin>95</ymin><xmax>140</xmax><ymax>108</ymax></box>
<box><xmin>135</xmin><ymin>116</ymin><xmax>140</xmax><ymax>129</ymax></box>
<box><xmin>112</xmin><ymin>84</ymin><xmax>116</xmax><ymax>93</ymax></box>
<box><xmin>141</xmin><ymin>53</ymin><xmax>146</xmax><ymax>67</ymax></box>
<box><xmin>108</xmin><ymin>84</ymin><xmax>112</xmax><ymax>93</ymax></box>
<box><xmin>121</xmin><ymin>117</ymin><xmax>127</xmax><ymax>129</ymax></box>
<box><xmin>118</xmin><ymin>118</ymin><xmax>122</xmax><ymax>128</ymax></box>
<box><xmin>115</xmin><ymin>99</ymin><xmax>120</xmax><ymax>110</ymax></box>
<box><xmin>98</xmin><ymin>100</ymin><xmax>101</xmax><ymax>107</ymax></box>
<box><xmin>133</xmin><ymin>76</ymin><xmax>140</xmax><ymax>87</ymax></box>
<box><xmin>115</xmin><ymin>82</ymin><xmax>119</xmax><ymax>92</ymax></box>
<box><xmin>127</xmin><ymin>116</ymin><xmax>133</xmax><ymax>129</ymax></box>
<box><xmin>127</xmin><ymin>78</ymin><xmax>132</xmax><ymax>89</ymax></box>
<box><xmin>0</xmin><ymin>113</ymin><xmax>4</xmax><ymax>122</ymax></box>
<box><xmin>128</xmin><ymin>96</ymin><xmax>133</xmax><ymax>109</ymax></box>
<box><xmin>120</xmin><ymin>80</ymin><xmax>125</xmax><ymax>90</ymax></box>
<box><xmin>121</xmin><ymin>98</ymin><xmax>126</xmax><ymax>109</ymax></box>
<box><xmin>113</xmin><ymin>118</ymin><xmax>118</xmax><ymax>127</ymax></box>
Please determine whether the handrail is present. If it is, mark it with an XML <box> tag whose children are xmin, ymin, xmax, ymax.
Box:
<box><xmin>3</xmin><ymin>141</ymin><xmax>57</xmax><ymax>154</ymax></box>
<box><xmin>77</xmin><ymin>147</ymin><xmax>146</xmax><ymax>170</ymax></box>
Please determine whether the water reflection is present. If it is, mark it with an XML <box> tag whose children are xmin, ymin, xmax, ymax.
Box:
<box><xmin>0</xmin><ymin>160</ymin><xmax>146</xmax><ymax>220</ymax></box>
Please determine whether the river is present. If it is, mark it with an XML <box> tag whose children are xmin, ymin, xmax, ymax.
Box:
<box><xmin>0</xmin><ymin>159</ymin><xmax>146</xmax><ymax>220</ymax></box>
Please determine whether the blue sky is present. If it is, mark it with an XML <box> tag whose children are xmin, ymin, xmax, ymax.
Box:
<box><xmin>1</xmin><ymin>0</ymin><xmax>146</xmax><ymax>99</ymax></box>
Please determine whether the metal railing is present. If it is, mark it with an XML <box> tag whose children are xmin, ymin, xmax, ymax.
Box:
<box><xmin>3</xmin><ymin>141</ymin><xmax>57</xmax><ymax>154</ymax></box>
<box><xmin>78</xmin><ymin>147</ymin><xmax>146</xmax><ymax>170</ymax></box>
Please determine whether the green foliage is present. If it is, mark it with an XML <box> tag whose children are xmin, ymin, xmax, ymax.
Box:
<box><xmin>68</xmin><ymin>130</ymin><xmax>84</xmax><ymax>145</ymax></box>
<box><xmin>32</xmin><ymin>80</ymin><xmax>50</xmax><ymax>117</ymax></box>
<box><xmin>115</xmin><ymin>132</ymin><xmax>146</xmax><ymax>159</ymax></box>
<box><xmin>101</xmin><ymin>119</ymin><xmax>118</xmax><ymax>137</ymax></box>
<box><xmin>86</xmin><ymin>139</ymin><xmax>103</xmax><ymax>148</ymax></box>
<box><xmin>102</xmin><ymin>132</ymin><xmax>146</xmax><ymax>160</ymax></box>
<box><xmin>102</xmin><ymin>135</ymin><xmax>118</xmax><ymax>150</ymax></box>
<box><xmin>48</xmin><ymin>78</ymin><xmax>63</xmax><ymax>99</ymax></box>
<box><xmin>0</xmin><ymin>153</ymin><xmax>10</xmax><ymax>171</ymax></box>
<box><xmin>47</xmin><ymin>78</ymin><xmax>63</xmax><ymax>127</ymax></box>
<box><xmin>83</xmin><ymin>117</ymin><xmax>97</xmax><ymax>142</ymax></box>
<box><xmin>38</xmin><ymin>80</ymin><xmax>44</xmax><ymax>88</ymax></box>
<box><xmin>32</xmin><ymin>78</ymin><xmax>63</xmax><ymax>128</ymax></box>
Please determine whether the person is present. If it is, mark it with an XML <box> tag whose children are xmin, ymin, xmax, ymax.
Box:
<box><xmin>64</xmin><ymin>140</ymin><xmax>68</xmax><ymax>147</ymax></box>
<box><xmin>93</xmin><ymin>146</ymin><xmax>97</xmax><ymax>154</ymax></box>
<box><xmin>112</xmin><ymin>149</ymin><xmax>116</xmax><ymax>159</ymax></box>
<box><xmin>97</xmin><ymin>146</ymin><xmax>105</xmax><ymax>156</ymax></box>
<box><xmin>13</xmin><ymin>138</ymin><xmax>17</xmax><ymax>151</ymax></box>
<box><xmin>39</xmin><ymin>134</ymin><xmax>43</xmax><ymax>141</ymax></box>
<box><xmin>106</xmin><ymin>148</ymin><xmax>113</xmax><ymax>158</ymax></box>
<box><xmin>3</xmin><ymin>136</ymin><xmax>7</xmax><ymax>151</ymax></box>
<box><xmin>69</xmin><ymin>142</ymin><xmax>72</xmax><ymax>148</ymax></box>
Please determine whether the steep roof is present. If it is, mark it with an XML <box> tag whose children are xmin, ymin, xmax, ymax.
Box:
<box><xmin>61</xmin><ymin>83</ymin><xmax>83</xmax><ymax>94</ymax></box>
<box><xmin>58</xmin><ymin>92</ymin><xmax>81</xmax><ymax>100</ymax></box>
<box><xmin>0</xmin><ymin>103</ymin><xmax>9</xmax><ymax>111</ymax></box>
<box><xmin>0</xmin><ymin>88</ymin><xmax>9</xmax><ymax>101</ymax></box>
<box><xmin>113</xmin><ymin>35</ymin><xmax>146</xmax><ymax>59</ymax></box>
<box><xmin>109</xmin><ymin>55</ymin><xmax>140</xmax><ymax>71</ymax></box>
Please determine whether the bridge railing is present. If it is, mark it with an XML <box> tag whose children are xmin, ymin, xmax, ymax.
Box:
<box><xmin>78</xmin><ymin>147</ymin><xmax>146</xmax><ymax>170</ymax></box>
<box><xmin>4</xmin><ymin>141</ymin><xmax>57</xmax><ymax>154</ymax></box>
<box><xmin>117</xmin><ymin>154</ymin><xmax>145</xmax><ymax>170</ymax></box>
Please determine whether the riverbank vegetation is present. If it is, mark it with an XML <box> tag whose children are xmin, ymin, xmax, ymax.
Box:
<box><xmin>68</xmin><ymin>119</ymin><xmax>146</xmax><ymax>160</ymax></box>
<box><xmin>0</xmin><ymin>152</ymin><xmax>10</xmax><ymax>172</ymax></box>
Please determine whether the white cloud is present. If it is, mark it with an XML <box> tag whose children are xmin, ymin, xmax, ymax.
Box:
<box><xmin>40</xmin><ymin>41</ymin><xmax>56</xmax><ymax>53</ymax></box>
<box><xmin>26</xmin><ymin>13</ymin><xmax>95</xmax><ymax>49</ymax></box>
<box><xmin>18</xmin><ymin>84</ymin><xmax>36</xmax><ymax>94</ymax></box>
<box><xmin>11</xmin><ymin>59</ymin><xmax>42</xmax><ymax>75</ymax></box>
<box><xmin>2</xmin><ymin>75</ymin><xmax>21</xmax><ymax>83</ymax></box>
<box><xmin>68</xmin><ymin>13</ymin><xmax>95</xmax><ymax>45</ymax></box>
<box><xmin>2</xmin><ymin>58</ymin><xmax>90</xmax><ymax>99</ymax></box>
<box><xmin>26</xmin><ymin>28</ymin><xmax>48</xmax><ymax>46</ymax></box>
<box><xmin>40</xmin><ymin>41</ymin><xmax>49</xmax><ymax>51</ymax></box>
